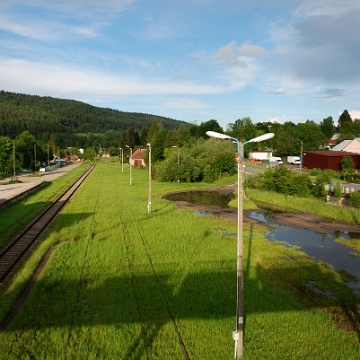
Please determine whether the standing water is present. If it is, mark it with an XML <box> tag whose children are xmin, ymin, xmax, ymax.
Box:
<box><xmin>163</xmin><ymin>190</ymin><xmax>360</xmax><ymax>289</ymax></box>
<box><xmin>249</xmin><ymin>210</ymin><xmax>360</xmax><ymax>284</ymax></box>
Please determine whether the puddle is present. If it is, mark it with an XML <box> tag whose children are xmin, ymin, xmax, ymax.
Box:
<box><xmin>163</xmin><ymin>190</ymin><xmax>235</xmax><ymax>208</ymax></box>
<box><xmin>249</xmin><ymin>210</ymin><xmax>360</xmax><ymax>284</ymax></box>
<box><xmin>164</xmin><ymin>190</ymin><xmax>360</xmax><ymax>293</ymax></box>
<box><xmin>194</xmin><ymin>211</ymin><xmax>214</xmax><ymax>216</ymax></box>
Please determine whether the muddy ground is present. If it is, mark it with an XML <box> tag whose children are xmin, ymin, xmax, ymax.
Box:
<box><xmin>170</xmin><ymin>184</ymin><xmax>360</xmax><ymax>235</ymax></box>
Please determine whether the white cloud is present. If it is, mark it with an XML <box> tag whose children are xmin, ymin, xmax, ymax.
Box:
<box><xmin>165</xmin><ymin>97</ymin><xmax>209</xmax><ymax>109</ymax></box>
<box><xmin>273</xmin><ymin>45</ymin><xmax>291</xmax><ymax>55</ymax></box>
<box><xmin>214</xmin><ymin>40</ymin><xmax>266</xmax><ymax>68</ymax></box>
<box><xmin>295</xmin><ymin>0</ymin><xmax>360</xmax><ymax>17</ymax></box>
<box><xmin>316</xmin><ymin>89</ymin><xmax>345</xmax><ymax>98</ymax></box>
<box><xmin>262</xmin><ymin>87</ymin><xmax>287</xmax><ymax>94</ymax></box>
<box><xmin>238</xmin><ymin>41</ymin><xmax>267</xmax><ymax>57</ymax></box>
<box><xmin>268</xmin><ymin>117</ymin><xmax>284</xmax><ymax>124</ymax></box>
<box><xmin>0</xmin><ymin>14</ymin><xmax>99</xmax><ymax>41</ymax></box>
<box><xmin>0</xmin><ymin>58</ymin><xmax>230</xmax><ymax>98</ymax></box>
<box><xmin>349</xmin><ymin>111</ymin><xmax>360</xmax><ymax>120</ymax></box>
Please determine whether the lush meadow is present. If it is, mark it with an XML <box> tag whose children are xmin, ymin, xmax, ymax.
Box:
<box><xmin>0</xmin><ymin>160</ymin><xmax>359</xmax><ymax>359</ymax></box>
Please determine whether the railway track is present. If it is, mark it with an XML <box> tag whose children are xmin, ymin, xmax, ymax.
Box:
<box><xmin>0</xmin><ymin>165</ymin><xmax>95</xmax><ymax>289</ymax></box>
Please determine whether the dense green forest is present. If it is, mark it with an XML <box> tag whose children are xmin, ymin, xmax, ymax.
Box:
<box><xmin>0</xmin><ymin>90</ymin><xmax>187</xmax><ymax>148</ymax></box>
<box><xmin>1</xmin><ymin>90</ymin><xmax>360</xmax><ymax>183</ymax></box>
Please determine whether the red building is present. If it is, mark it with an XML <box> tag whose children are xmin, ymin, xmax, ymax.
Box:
<box><xmin>303</xmin><ymin>151</ymin><xmax>360</xmax><ymax>171</ymax></box>
<box><xmin>131</xmin><ymin>148</ymin><xmax>147</xmax><ymax>167</ymax></box>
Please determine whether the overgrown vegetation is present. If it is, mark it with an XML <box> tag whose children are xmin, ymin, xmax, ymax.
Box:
<box><xmin>245</xmin><ymin>167</ymin><xmax>338</xmax><ymax>199</ymax></box>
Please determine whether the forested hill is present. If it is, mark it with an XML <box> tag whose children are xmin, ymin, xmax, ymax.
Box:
<box><xmin>0</xmin><ymin>90</ymin><xmax>188</xmax><ymax>140</ymax></box>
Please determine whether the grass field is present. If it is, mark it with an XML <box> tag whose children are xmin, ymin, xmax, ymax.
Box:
<box><xmin>0</xmin><ymin>160</ymin><xmax>359</xmax><ymax>359</ymax></box>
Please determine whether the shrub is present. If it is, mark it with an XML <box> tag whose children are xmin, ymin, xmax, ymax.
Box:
<box><xmin>210</xmin><ymin>152</ymin><xmax>236</xmax><ymax>179</ymax></box>
<box><xmin>309</xmin><ymin>168</ymin><xmax>322</xmax><ymax>176</ymax></box>
<box><xmin>350</xmin><ymin>189</ymin><xmax>360</xmax><ymax>210</ymax></box>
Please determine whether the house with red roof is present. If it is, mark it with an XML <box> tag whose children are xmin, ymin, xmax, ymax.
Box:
<box><xmin>131</xmin><ymin>148</ymin><xmax>147</xmax><ymax>167</ymax></box>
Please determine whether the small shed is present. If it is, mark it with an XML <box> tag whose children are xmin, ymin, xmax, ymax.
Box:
<box><xmin>303</xmin><ymin>151</ymin><xmax>360</xmax><ymax>171</ymax></box>
<box><xmin>131</xmin><ymin>148</ymin><xmax>147</xmax><ymax>167</ymax></box>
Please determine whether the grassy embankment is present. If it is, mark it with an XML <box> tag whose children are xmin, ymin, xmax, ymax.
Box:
<box><xmin>0</xmin><ymin>160</ymin><xmax>359</xmax><ymax>359</ymax></box>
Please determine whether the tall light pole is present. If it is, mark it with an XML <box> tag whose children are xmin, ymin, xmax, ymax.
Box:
<box><xmin>12</xmin><ymin>143</ymin><xmax>17</xmax><ymax>182</ymax></box>
<box><xmin>299</xmin><ymin>140</ymin><xmax>303</xmax><ymax>172</ymax></box>
<box><xmin>119</xmin><ymin>147</ymin><xmax>124</xmax><ymax>173</ymax></box>
<box><xmin>147</xmin><ymin>143</ymin><xmax>151</xmax><ymax>213</ymax></box>
<box><xmin>34</xmin><ymin>143</ymin><xmax>37</xmax><ymax>174</ymax></box>
<box><xmin>126</xmin><ymin>145</ymin><xmax>132</xmax><ymax>185</ymax></box>
<box><xmin>206</xmin><ymin>131</ymin><xmax>274</xmax><ymax>359</ymax></box>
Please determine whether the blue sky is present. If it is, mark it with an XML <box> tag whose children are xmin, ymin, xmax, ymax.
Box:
<box><xmin>1</xmin><ymin>0</ymin><xmax>360</xmax><ymax>129</ymax></box>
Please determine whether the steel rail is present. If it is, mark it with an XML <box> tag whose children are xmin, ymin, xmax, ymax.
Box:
<box><xmin>0</xmin><ymin>165</ymin><xmax>95</xmax><ymax>287</ymax></box>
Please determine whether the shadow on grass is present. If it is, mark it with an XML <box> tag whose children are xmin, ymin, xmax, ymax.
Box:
<box><xmin>1</xmin><ymin>218</ymin><xmax>360</xmax><ymax>356</ymax></box>
<box><xmin>3</xmin><ymin>254</ymin><xmax>360</xmax><ymax>356</ymax></box>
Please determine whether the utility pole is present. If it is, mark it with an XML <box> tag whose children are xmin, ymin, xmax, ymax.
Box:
<box><xmin>34</xmin><ymin>144</ymin><xmax>37</xmax><ymax>174</ymax></box>
<box><xmin>12</xmin><ymin>144</ymin><xmax>16</xmax><ymax>182</ymax></box>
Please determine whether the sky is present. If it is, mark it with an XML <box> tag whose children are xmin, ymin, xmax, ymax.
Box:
<box><xmin>1</xmin><ymin>0</ymin><xmax>360</xmax><ymax>130</ymax></box>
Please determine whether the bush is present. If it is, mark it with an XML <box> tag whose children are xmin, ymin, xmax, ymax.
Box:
<box><xmin>248</xmin><ymin>167</ymin><xmax>313</xmax><ymax>197</ymax></box>
<box><xmin>350</xmin><ymin>189</ymin><xmax>360</xmax><ymax>210</ymax></box>
<box><xmin>210</xmin><ymin>152</ymin><xmax>236</xmax><ymax>179</ymax></box>
<box><xmin>203</xmin><ymin>164</ymin><xmax>215</xmax><ymax>183</ymax></box>
<box><xmin>309</xmin><ymin>168</ymin><xmax>322</xmax><ymax>176</ymax></box>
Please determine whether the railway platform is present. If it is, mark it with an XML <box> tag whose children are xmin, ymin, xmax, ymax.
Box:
<box><xmin>0</xmin><ymin>162</ymin><xmax>83</xmax><ymax>209</ymax></box>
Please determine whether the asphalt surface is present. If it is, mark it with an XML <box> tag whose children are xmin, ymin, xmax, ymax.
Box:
<box><xmin>0</xmin><ymin>162</ymin><xmax>83</xmax><ymax>206</ymax></box>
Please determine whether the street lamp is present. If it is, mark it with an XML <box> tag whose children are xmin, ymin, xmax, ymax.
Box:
<box><xmin>299</xmin><ymin>140</ymin><xmax>303</xmax><ymax>173</ymax></box>
<box><xmin>206</xmin><ymin>130</ymin><xmax>274</xmax><ymax>359</ymax></box>
<box><xmin>147</xmin><ymin>143</ymin><xmax>151</xmax><ymax>213</ymax></box>
<box><xmin>125</xmin><ymin>145</ymin><xmax>132</xmax><ymax>185</ymax></box>
<box><xmin>119</xmin><ymin>147</ymin><xmax>124</xmax><ymax>173</ymax></box>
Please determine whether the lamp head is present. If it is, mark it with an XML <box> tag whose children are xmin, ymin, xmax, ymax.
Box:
<box><xmin>247</xmin><ymin>133</ymin><xmax>274</xmax><ymax>143</ymax></box>
<box><xmin>206</xmin><ymin>131</ymin><xmax>231</xmax><ymax>140</ymax></box>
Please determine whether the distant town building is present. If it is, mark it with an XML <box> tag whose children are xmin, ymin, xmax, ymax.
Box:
<box><xmin>330</xmin><ymin>138</ymin><xmax>360</xmax><ymax>154</ymax></box>
<box><xmin>131</xmin><ymin>148</ymin><xmax>147</xmax><ymax>167</ymax></box>
<box><xmin>303</xmin><ymin>151</ymin><xmax>360</xmax><ymax>171</ymax></box>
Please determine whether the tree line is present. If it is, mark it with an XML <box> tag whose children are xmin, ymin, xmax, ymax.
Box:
<box><xmin>0</xmin><ymin>91</ymin><xmax>187</xmax><ymax>149</ymax></box>
<box><xmin>0</xmin><ymin>89</ymin><xmax>358</xmax><ymax>182</ymax></box>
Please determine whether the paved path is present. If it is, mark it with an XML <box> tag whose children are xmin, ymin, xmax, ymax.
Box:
<box><xmin>0</xmin><ymin>162</ymin><xmax>83</xmax><ymax>206</ymax></box>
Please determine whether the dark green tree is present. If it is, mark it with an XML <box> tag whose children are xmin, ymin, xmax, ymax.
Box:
<box><xmin>0</xmin><ymin>136</ymin><xmax>12</xmax><ymax>172</ymax></box>
<box><xmin>339</xmin><ymin>121</ymin><xmax>354</xmax><ymax>140</ymax></box>
<box><xmin>338</xmin><ymin>109</ymin><xmax>352</xmax><ymax>128</ymax></box>
<box><xmin>14</xmin><ymin>131</ymin><xmax>37</xmax><ymax>169</ymax></box>
<box><xmin>197</xmin><ymin>120</ymin><xmax>223</xmax><ymax>138</ymax></box>
<box><xmin>210</xmin><ymin>152</ymin><xmax>237</xmax><ymax>179</ymax></box>
<box><xmin>147</xmin><ymin>120</ymin><xmax>163</xmax><ymax>144</ymax></box>
<box><xmin>226</xmin><ymin>117</ymin><xmax>256</xmax><ymax>142</ymax></box>
<box><xmin>320</xmin><ymin>117</ymin><xmax>335</xmax><ymax>139</ymax></box>
<box><xmin>341</xmin><ymin>156</ymin><xmax>354</xmax><ymax>181</ymax></box>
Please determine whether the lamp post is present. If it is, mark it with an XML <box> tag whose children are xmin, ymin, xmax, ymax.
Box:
<box><xmin>299</xmin><ymin>140</ymin><xmax>303</xmax><ymax>173</ymax></box>
<box><xmin>12</xmin><ymin>143</ymin><xmax>17</xmax><ymax>182</ymax></box>
<box><xmin>206</xmin><ymin>131</ymin><xmax>274</xmax><ymax>359</ymax></box>
<box><xmin>147</xmin><ymin>143</ymin><xmax>151</xmax><ymax>213</ymax></box>
<box><xmin>119</xmin><ymin>147</ymin><xmax>124</xmax><ymax>173</ymax></box>
<box><xmin>125</xmin><ymin>145</ymin><xmax>132</xmax><ymax>185</ymax></box>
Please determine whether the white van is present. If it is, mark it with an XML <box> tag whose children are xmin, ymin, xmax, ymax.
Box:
<box><xmin>269</xmin><ymin>156</ymin><xmax>283</xmax><ymax>165</ymax></box>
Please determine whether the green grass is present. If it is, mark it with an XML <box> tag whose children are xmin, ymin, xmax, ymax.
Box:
<box><xmin>0</xmin><ymin>161</ymin><xmax>359</xmax><ymax>359</ymax></box>
<box><xmin>335</xmin><ymin>237</ymin><xmax>360</xmax><ymax>252</ymax></box>
<box><xmin>247</xmin><ymin>188</ymin><xmax>360</xmax><ymax>224</ymax></box>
